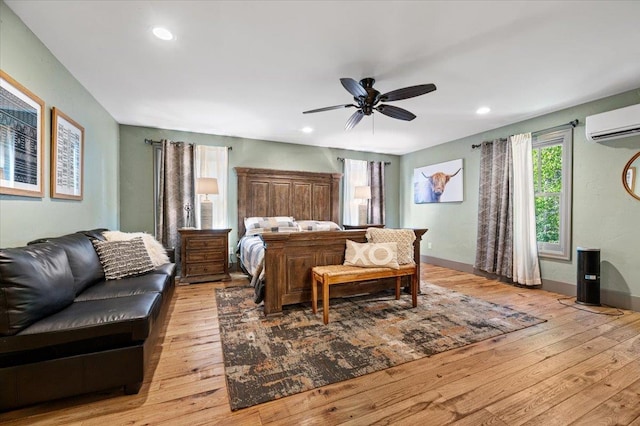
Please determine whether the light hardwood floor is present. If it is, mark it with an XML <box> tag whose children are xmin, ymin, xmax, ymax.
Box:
<box><xmin>1</xmin><ymin>264</ymin><xmax>639</xmax><ymax>425</ymax></box>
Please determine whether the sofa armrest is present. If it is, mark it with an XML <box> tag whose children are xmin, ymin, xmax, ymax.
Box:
<box><xmin>164</xmin><ymin>247</ymin><xmax>175</xmax><ymax>264</ymax></box>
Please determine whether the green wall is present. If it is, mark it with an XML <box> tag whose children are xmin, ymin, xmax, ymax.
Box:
<box><xmin>0</xmin><ymin>1</ymin><xmax>119</xmax><ymax>247</ymax></box>
<box><xmin>401</xmin><ymin>89</ymin><xmax>640</xmax><ymax>304</ymax></box>
<box><xmin>119</xmin><ymin>125</ymin><xmax>400</xmax><ymax>250</ymax></box>
<box><xmin>5</xmin><ymin>0</ymin><xmax>638</xmax><ymax>307</ymax></box>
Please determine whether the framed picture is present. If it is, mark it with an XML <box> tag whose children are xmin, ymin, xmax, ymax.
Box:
<box><xmin>51</xmin><ymin>107</ymin><xmax>84</xmax><ymax>200</ymax></box>
<box><xmin>0</xmin><ymin>70</ymin><xmax>45</xmax><ymax>197</ymax></box>
<box><xmin>414</xmin><ymin>158</ymin><xmax>463</xmax><ymax>203</ymax></box>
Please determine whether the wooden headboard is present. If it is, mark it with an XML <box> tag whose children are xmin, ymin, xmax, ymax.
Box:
<box><xmin>235</xmin><ymin>167</ymin><xmax>342</xmax><ymax>238</ymax></box>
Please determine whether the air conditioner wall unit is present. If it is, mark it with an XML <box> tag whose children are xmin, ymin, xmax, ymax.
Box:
<box><xmin>585</xmin><ymin>103</ymin><xmax>640</xmax><ymax>142</ymax></box>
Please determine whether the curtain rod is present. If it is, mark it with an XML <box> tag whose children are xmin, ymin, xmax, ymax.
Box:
<box><xmin>144</xmin><ymin>139</ymin><xmax>232</xmax><ymax>150</ymax></box>
<box><xmin>471</xmin><ymin>119</ymin><xmax>579</xmax><ymax>149</ymax></box>
<box><xmin>337</xmin><ymin>157</ymin><xmax>391</xmax><ymax>165</ymax></box>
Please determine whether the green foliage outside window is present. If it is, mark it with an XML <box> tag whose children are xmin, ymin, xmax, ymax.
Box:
<box><xmin>533</xmin><ymin>144</ymin><xmax>563</xmax><ymax>243</ymax></box>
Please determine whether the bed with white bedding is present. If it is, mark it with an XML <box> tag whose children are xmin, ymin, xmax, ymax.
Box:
<box><xmin>234</xmin><ymin>166</ymin><xmax>426</xmax><ymax>315</ymax></box>
<box><xmin>237</xmin><ymin>219</ymin><xmax>342</xmax><ymax>303</ymax></box>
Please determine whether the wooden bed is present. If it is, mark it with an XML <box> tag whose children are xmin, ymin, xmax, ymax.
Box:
<box><xmin>235</xmin><ymin>167</ymin><xmax>427</xmax><ymax>315</ymax></box>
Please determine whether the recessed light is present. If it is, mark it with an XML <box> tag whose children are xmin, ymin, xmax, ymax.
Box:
<box><xmin>152</xmin><ymin>27</ymin><xmax>174</xmax><ymax>41</ymax></box>
<box><xmin>476</xmin><ymin>106</ymin><xmax>491</xmax><ymax>115</ymax></box>
<box><xmin>301</xmin><ymin>127</ymin><xmax>313</xmax><ymax>133</ymax></box>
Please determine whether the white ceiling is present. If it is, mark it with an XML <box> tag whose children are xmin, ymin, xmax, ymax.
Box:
<box><xmin>6</xmin><ymin>1</ymin><xmax>640</xmax><ymax>155</ymax></box>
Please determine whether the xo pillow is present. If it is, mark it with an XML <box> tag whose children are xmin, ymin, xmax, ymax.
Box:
<box><xmin>343</xmin><ymin>240</ymin><xmax>399</xmax><ymax>269</ymax></box>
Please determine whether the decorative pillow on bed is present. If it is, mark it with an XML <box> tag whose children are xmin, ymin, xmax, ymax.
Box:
<box><xmin>365</xmin><ymin>228</ymin><xmax>416</xmax><ymax>265</ymax></box>
<box><xmin>102</xmin><ymin>230</ymin><xmax>170</xmax><ymax>267</ymax></box>
<box><xmin>244</xmin><ymin>216</ymin><xmax>298</xmax><ymax>235</ymax></box>
<box><xmin>343</xmin><ymin>240</ymin><xmax>399</xmax><ymax>269</ymax></box>
<box><xmin>297</xmin><ymin>220</ymin><xmax>342</xmax><ymax>231</ymax></box>
<box><xmin>92</xmin><ymin>237</ymin><xmax>155</xmax><ymax>280</ymax></box>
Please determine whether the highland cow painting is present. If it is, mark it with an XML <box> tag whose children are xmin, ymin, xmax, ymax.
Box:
<box><xmin>414</xmin><ymin>159</ymin><xmax>463</xmax><ymax>203</ymax></box>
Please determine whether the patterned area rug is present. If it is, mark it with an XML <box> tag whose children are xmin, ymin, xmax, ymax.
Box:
<box><xmin>216</xmin><ymin>281</ymin><xmax>545</xmax><ymax>411</ymax></box>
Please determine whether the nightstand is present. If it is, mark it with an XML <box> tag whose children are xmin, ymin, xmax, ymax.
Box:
<box><xmin>178</xmin><ymin>228</ymin><xmax>231</xmax><ymax>284</ymax></box>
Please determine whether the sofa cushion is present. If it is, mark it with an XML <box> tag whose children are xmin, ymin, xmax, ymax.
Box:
<box><xmin>92</xmin><ymin>238</ymin><xmax>155</xmax><ymax>280</ymax></box>
<box><xmin>150</xmin><ymin>263</ymin><xmax>176</xmax><ymax>277</ymax></box>
<box><xmin>28</xmin><ymin>232</ymin><xmax>105</xmax><ymax>295</ymax></box>
<box><xmin>77</xmin><ymin>228</ymin><xmax>108</xmax><ymax>241</ymax></box>
<box><xmin>0</xmin><ymin>244</ymin><xmax>76</xmax><ymax>336</ymax></box>
<box><xmin>1</xmin><ymin>293</ymin><xmax>162</xmax><ymax>354</ymax></box>
<box><xmin>74</xmin><ymin>273</ymin><xmax>170</xmax><ymax>301</ymax></box>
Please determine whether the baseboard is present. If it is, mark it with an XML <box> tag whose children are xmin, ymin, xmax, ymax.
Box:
<box><xmin>422</xmin><ymin>255</ymin><xmax>639</xmax><ymax>311</ymax></box>
<box><xmin>421</xmin><ymin>255</ymin><xmax>474</xmax><ymax>273</ymax></box>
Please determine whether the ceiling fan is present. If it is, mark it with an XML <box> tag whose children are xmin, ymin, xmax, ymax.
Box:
<box><xmin>303</xmin><ymin>77</ymin><xmax>437</xmax><ymax>130</ymax></box>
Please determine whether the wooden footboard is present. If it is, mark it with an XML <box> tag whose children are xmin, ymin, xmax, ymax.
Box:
<box><xmin>260</xmin><ymin>229</ymin><xmax>427</xmax><ymax>315</ymax></box>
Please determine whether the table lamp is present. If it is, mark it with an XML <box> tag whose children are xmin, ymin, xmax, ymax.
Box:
<box><xmin>196</xmin><ymin>177</ymin><xmax>218</xmax><ymax>229</ymax></box>
<box><xmin>354</xmin><ymin>185</ymin><xmax>371</xmax><ymax>226</ymax></box>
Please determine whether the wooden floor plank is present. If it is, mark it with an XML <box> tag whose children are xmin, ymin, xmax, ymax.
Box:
<box><xmin>523</xmin><ymin>359</ymin><xmax>640</xmax><ymax>426</ymax></box>
<box><xmin>570</xmin><ymin>376</ymin><xmax>640</xmax><ymax>426</ymax></box>
<box><xmin>1</xmin><ymin>264</ymin><xmax>639</xmax><ymax>426</ymax></box>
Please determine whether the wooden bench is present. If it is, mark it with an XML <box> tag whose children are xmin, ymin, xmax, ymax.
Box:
<box><xmin>311</xmin><ymin>264</ymin><xmax>418</xmax><ymax>324</ymax></box>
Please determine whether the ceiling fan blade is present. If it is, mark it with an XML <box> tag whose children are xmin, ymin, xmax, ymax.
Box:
<box><xmin>379</xmin><ymin>83</ymin><xmax>437</xmax><ymax>102</ymax></box>
<box><xmin>303</xmin><ymin>104</ymin><xmax>356</xmax><ymax>114</ymax></box>
<box><xmin>375</xmin><ymin>104</ymin><xmax>416</xmax><ymax>121</ymax></box>
<box><xmin>340</xmin><ymin>78</ymin><xmax>368</xmax><ymax>98</ymax></box>
<box><xmin>345</xmin><ymin>110</ymin><xmax>364</xmax><ymax>130</ymax></box>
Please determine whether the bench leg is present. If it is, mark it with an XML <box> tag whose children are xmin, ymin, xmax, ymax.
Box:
<box><xmin>412</xmin><ymin>272</ymin><xmax>418</xmax><ymax>307</ymax></box>
<box><xmin>395</xmin><ymin>276</ymin><xmax>401</xmax><ymax>300</ymax></box>
<box><xmin>311</xmin><ymin>274</ymin><xmax>318</xmax><ymax>314</ymax></box>
<box><xmin>323</xmin><ymin>279</ymin><xmax>330</xmax><ymax>325</ymax></box>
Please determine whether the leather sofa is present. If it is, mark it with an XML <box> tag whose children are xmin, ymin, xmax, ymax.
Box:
<box><xmin>0</xmin><ymin>229</ymin><xmax>176</xmax><ymax>411</ymax></box>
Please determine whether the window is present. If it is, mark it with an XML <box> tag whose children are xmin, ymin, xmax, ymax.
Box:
<box><xmin>194</xmin><ymin>145</ymin><xmax>228</xmax><ymax>228</ymax></box>
<box><xmin>342</xmin><ymin>159</ymin><xmax>368</xmax><ymax>225</ymax></box>
<box><xmin>153</xmin><ymin>143</ymin><xmax>228</xmax><ymax>234</ymax></box>
<box><xmin>532</xmin><ymin>128</ymin><xmax>572</xmax><ymax>260</ymax></box>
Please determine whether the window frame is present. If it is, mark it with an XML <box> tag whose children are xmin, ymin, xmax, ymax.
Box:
<box><xmin>532</xmin><ymin>128</ymin><xmax>573</xmax><ymax>260</ymax></box>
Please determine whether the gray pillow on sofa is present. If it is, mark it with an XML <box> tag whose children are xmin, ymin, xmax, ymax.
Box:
<box><xmin>92</xmin><ymin>237</ymin><xmax>154</xmax><ymax>280</ymax></box>
<box><xmin>0</xmin><ymin>244</ymin><xmax>76</xmax><ymax>336</ymax></box>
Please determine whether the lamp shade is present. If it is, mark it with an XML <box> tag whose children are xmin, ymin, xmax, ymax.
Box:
<box><xmin>196</xmin><ymin>177</ymin><xmax>219</xmax><ymax>195</ymax></box>
<box><xmin>354</xmin><ymin>185</ymin><xmax>371</xmax><ymax>200</ymax></box>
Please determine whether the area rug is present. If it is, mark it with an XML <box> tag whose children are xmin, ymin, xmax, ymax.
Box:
<box><xmin>216</xmin><ymin>281</ymin><xmax>545</xmax><ymax>411</ymax></box>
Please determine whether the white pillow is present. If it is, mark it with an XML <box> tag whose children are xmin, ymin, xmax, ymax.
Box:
<box><xmin>343</xmin><ymin>240</ymin><xmax>399</xmax><ymax>269</ymax></box>
<box><xmin>102</xmin><ymin>230</ymin><xmax>170</xmax><ymax>267</ymax></box>
<box><xmin>243</xmin><ymin>216</ymin><xmax>298</xmax><ymax>236</ymax></box>
<box><xmin>297</xmin><ymin>220</ymin><xmax>342</xmax><ymax>231</ymax></box>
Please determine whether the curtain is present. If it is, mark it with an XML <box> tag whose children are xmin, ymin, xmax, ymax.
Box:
<box><xmin>195</xmin><ymin>145</ymin><xmax>228</xmax><ymax>228</ymax></box>
<box><xmin>474</xmin><ymin>139</ymin><xmax>513</xmax><ymax>278</ymax></box>
<box><xmin>368</xmin><ymin>161</ymin><xmax>385</xmax><ymax>225</ymax></box>
<box><xmin>342</xmin><ymin>159</ymin><xmax>368</xmax><ymax>225</ymax></box>
<box><xmin>511</xmin><ymin>133</ymin><xmax>542</xmax><ymax>286</ymax></box>
<box><xmin>156</xmin><ymin>140</ymin><xmax>195</xmax><ymax>270</ymax></box>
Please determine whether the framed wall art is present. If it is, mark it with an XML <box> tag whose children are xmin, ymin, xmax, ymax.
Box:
<box><xmin>51</xmin><ymin>107</ymin><xmax>84</xmax><ymax>200</ymax></box>
<box><xmin>413</xmin><ymin>158</ymin><xmax>463</xmax><ymax>203</ymax></box>
<box><xmin>0</xmin><ymin>70</ymin><xmax>45</xmax><ymax>197</ymax></box>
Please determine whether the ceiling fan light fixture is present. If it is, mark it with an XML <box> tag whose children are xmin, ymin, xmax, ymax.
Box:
<box><xmin>304</xmin><ymin>77</ymin><xmax>436</xmax><ymax>130</ymax></box>
<box><xmin>152</xmin><ymin>27</ymin><xmax>174</xmax><ymax>41</ymax></box>
<box><xmin>476</xmin><ymin>106</ymin><xmax>491</xmax><ymax>115</ymax></box>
